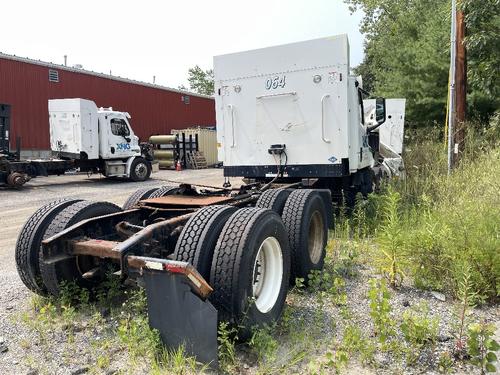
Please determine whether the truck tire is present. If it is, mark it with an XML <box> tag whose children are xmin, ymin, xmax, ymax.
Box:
<box><xmin>148</xmin><ymin>184</ymin><xmax>179</xmax><ymax>198</ymax></box>
<box><xmin>40</xmin><ymin>201</ymin><xmax>122</xmax><ymax>296</ymax></box>
<box><xmin>15</xmin><ymin>198</ymin><xmax>82</xmax><ymax>295</ymax></box>
<box><xmin>282</xmin><ymin>190</ymin><xmax>328</xmax><ymax>283</ymax></box>
<box><xmin>122</xmin><ymin>187</ymin><xmax>159</xmax><ymax>209</ymax></box>
<box><xmin>210</xmin><ymin>208</ymin><xmax>290</xmax><ymax>339</ymax></box>
<box><xmin>255</xmin><ymin>188</ymin><xmax>292</xmax><ymax>215</ymax></box>
<box><xmin>173</xmin><ymin>205</ymin><xmax>237</xmax><ymax>281</ymax></box>
<box><xmin>129</xmin><ymin>157</ymin><xmax>151</xmax><ymax>182</ymax></box>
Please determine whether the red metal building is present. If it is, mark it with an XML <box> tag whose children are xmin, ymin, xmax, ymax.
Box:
<box><xmin>0</xmin><ymin>53</ymin><xmax>215</xmax><ymax>153</ymax></box>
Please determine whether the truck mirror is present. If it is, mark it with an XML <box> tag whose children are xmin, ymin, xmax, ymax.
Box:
<box><xmin>125</xmin><ymin>137</ymin><xmax>131</xmax><ymax>143</ymax></box>
<box><xmin>375</xmin><ymin>98</ymin><xmax>386</xmax><ymax>125</ymax></box>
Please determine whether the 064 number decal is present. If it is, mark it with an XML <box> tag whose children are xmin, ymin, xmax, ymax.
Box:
<box><xmin>265</xmin><ymin>75</ymin><xmax>286</xmax><ymax>90</ymax></box>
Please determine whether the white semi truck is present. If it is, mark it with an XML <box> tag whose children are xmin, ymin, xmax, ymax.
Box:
<box><xmin>1</xmin><ymin>98</ymin><xmax>153</xmax><ymax>186</ymax></box>
<box><xmin>15</xmin><ymin>35</ymin><xmax>407</xmax><ymax>365</ymax></box>
<box><xmin>214</xmin><ymin>34</ymin><xmax>390</xmax><ymax>204</ymax></box>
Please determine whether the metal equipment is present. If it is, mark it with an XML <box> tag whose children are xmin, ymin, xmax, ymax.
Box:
<box><xmin>149</xmin><ymin>134</ymin><xmax>178</xmax><ymax>169</ymax></box>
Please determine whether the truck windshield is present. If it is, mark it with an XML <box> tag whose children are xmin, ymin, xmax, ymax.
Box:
<box><xmin>110</xmin><ymin>118</ymin><xmax>130</xmax><ymax>136</ymax></box>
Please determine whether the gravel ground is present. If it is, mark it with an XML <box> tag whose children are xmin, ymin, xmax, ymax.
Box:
<box><xmin>0</xmin><ymin>171</ymin><xmax>498</xmax><ymax>374</ymax></box>
<box><xmin>226</xmin><ymin>255</ymin><xmax>499</xmax><ymax>375</ymax></box>
<box><xmin>0</xmin><ymin>169</ymin><xmax>241</xmax><ymax>375</ymax></box>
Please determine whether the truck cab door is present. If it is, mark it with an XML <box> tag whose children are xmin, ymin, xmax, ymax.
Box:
<box><xmin>102</xmin><ymin>115</ymin><xmax>139</xmax><ymax>159</ymax></box>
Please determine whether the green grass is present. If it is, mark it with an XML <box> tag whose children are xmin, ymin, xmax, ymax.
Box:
<box><xmin>341</xmin><ymin>126</ymin><xmax>500</xmax><ymax>303</ymax></box>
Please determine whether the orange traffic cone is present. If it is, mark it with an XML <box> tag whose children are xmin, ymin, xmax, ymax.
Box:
<box><xmin>176</xmin><ymin>161</ymin><xmax>182</xmax><ymax>171</ymax></box>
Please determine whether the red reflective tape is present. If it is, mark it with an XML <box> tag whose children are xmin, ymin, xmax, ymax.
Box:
<box><xmin>164</xmin><ymin>264</ymin><xmax>184</xmax><ymax>274</ymax></box>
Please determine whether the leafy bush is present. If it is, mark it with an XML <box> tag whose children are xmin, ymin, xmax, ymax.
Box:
<box><xmin>373</xmin><ymin>188</ymin><xmax>408</xmax><ymax>288</ymax></box>
<box><xmin>249</xmin><ymin>324</ymin><xmax>279</xmax><ymax>363</ymax></box>
<box><xmin>340</xmin><ymin>324</ymin><xmax>376</xmax><ymax>364</ymax></box>
<box><xmin>467</xmin><ymin>322</ymin><xmax>500</xmax><ymax>374</ymax></box>
<box><xmin>405</xmin><ymin>146</ymin><xmax>500</xmax><ymax>302</ymax></box>
<box><xmin>218</xmin><ymin>321</ymin><xmax>238</xmax><ymax>371</ymax></box>
<box><xmin>368</xmin><ymin>278</ymin><xmax>395</xmax><ymax>343</ymax></box>
<box><xmin>400</xmin><ymin>302</ymin><xmax>439</xmax><ymax>346</ymax></box>
<box><xmin>361</xmin><ymin>130</ymin><xmax>500</xmax><ymax>303</ymax></box>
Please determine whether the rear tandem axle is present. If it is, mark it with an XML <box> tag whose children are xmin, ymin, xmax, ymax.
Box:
<box><xmin>17</xmin><ymin>182</ymin><xmax>332</xmax><ymax>366</ymax></box>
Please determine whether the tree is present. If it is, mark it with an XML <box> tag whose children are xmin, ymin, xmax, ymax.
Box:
<box><xmin>345</xmin><ymin>0</ymin><xmax>499</xmax><ymax>127</ymax></box>
<box><xmin>345</xmin><ymin>0</ymin><xmax>450</xmax><ymax>126</ymax></box>
<box><xmin>186</xmin><ymin>65</ymin><xmax>214</xmax><ymax>96</ymax></box>
<box><xmin>462</xmin><ymin>0</ymin><xmax>500</xmax><ymax>122</ymax></box>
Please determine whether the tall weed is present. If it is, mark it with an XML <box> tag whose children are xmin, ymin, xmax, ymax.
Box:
<box><xmin>393</xmin><ymin>129</ymin><xmax>499</xmax><ymax>302</ymax></box>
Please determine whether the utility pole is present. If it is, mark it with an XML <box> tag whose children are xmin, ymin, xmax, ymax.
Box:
<box><xmin>448</xmin><ymin>0</ymin><xmax>457</xmax><ymax>173</ymax></box>
<box><xmin>454</xmin><ymin>8</ymin><xmax>467</xmax><ymax>164</ymax></box>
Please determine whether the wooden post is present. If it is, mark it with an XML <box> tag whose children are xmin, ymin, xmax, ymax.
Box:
<box><xmin>448</xmin><ymin>0</ymin><xmax>457</xmax><ymax>173</ymax></box>
<box><xmin>454</xmin><ymin>9</ymin><xmax>467</xmax><ymax>163</ymax></box>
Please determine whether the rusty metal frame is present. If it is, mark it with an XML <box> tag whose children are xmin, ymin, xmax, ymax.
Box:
<box><xmin>64</xmin><ymin>239</ymin><xmax>213</xmax><ymax>298</ymax></box>
<box><xmin>72</xmin><ymin>239</ymin><xmax>121</xmax><ymax>259</ymax></box>
<box><xmin>140</xmin><ymin>195</ymin><xmax>235</xmax><ymax>207</ymax></box>
<box><xmin>41</xmin><ymin>183</ymin><xmax>297</xmax><ymax>283</ymax></box>
<box><xmin>43</xmin><ymin>211</ymin><xmax>195</xmax><ymax>277</ymax></box>
<box><xmin>41</xmin><ymin>209</ymin><xmax>144</xmax><ymax>263</ymax></box>
<box><xmin>113</xmin><ymin>213</ymin><xmax>194</xmax><ymax>275</ymax></box>
<box><xmin>127</xmin><ymin>257</ymin><xmax>213</xmax><ymax>299</ymax></box>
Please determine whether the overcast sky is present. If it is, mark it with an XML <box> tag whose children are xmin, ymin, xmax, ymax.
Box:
<box><xmin>1</xmin><ymin>0</ymin><xmax>364</xmax><ymax>89</ymax></box>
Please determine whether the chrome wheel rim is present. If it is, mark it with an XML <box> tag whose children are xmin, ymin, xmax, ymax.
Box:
<box><xmin>134</xmin><ymin>162</ymin><xmax>148</xmax><ymax>179</ymax></box>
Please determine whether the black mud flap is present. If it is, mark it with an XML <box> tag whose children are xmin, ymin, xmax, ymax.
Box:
<box><xmin>143</xmin><ymin>270</ymin><xmax>218</xmax><ymax>368</ymax></box>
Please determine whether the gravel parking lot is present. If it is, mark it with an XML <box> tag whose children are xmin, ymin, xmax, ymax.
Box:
<box><xmin>0</xmin><ymin>169</ymin><xmax>241</xmax><ymax>374</ymax></box>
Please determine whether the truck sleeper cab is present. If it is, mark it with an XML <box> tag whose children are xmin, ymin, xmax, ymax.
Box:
<box><xmin>214</xmin><ymin>35</ymin><xmax>387</xmax><ymax>204</ymax></box>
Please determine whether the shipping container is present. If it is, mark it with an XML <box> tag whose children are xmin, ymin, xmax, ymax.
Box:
<box><xmin>0</xmin><ymin>53</ymin><xmax>215</xmax><ymax>156</ymax></box>
<box><xmin>171</xmin><ymin>127</ymin><xmax>219</xmax><ymax>166</ymax></box>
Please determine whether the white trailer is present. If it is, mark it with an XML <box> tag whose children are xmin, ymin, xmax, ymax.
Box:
<box><xmin>214</xmin><ymin>34</ymin><xmax>388</xmax><ymax>204</ymax></box>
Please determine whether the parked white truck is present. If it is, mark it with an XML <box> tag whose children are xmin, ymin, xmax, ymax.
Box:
<box><xmin>1</xmin><ymin>98</ymin><xmax>153</xmax><ymax>186</ymax></box>
<box><xmin>214</xmin><ymin>34</ymin><xmax>390</xmax><ymax>205</ymax></box>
